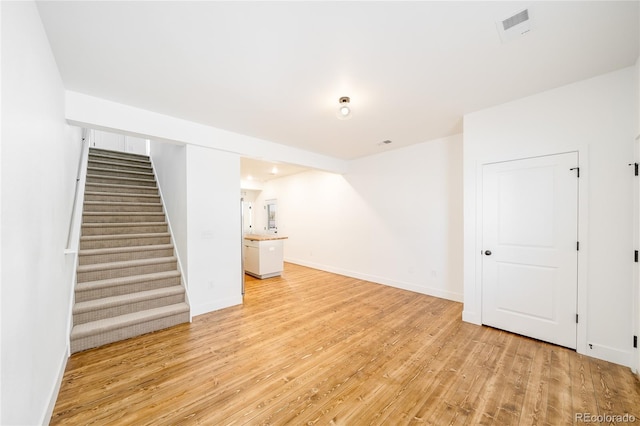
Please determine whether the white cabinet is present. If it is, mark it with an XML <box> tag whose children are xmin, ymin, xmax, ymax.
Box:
<box><xmin>243</xmin><ymin>237</ymin><xmax>285</xmax><ymax>279</ymax></box>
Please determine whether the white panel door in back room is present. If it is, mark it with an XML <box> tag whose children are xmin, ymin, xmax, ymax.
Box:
<box><xmin>482</xmin><ymin>152</ymin><xmax>578</xmax><ymax>349</ymax></box>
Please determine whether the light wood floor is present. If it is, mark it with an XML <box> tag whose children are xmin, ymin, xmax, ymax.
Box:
<box><xmin>51</xmin><ymin>263</ymin><xmax>639</xmax><ymax>425</ymax></box>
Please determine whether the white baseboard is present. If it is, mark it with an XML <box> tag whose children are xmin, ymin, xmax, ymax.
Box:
<box><xmin>285</xmin><ymin>257</ymin><xmax>463</xmax><ymax>303</ymax></box>
<box><xmin>42</xmin><ymin>348</ymin><xmax>68</xmax><ymax>425</ymax></box>
<box><xmin>462</xmin><ymin>310</ymin><xmax>481</xmax><ymax>325</ymax></box>
<box><xmin>191</xmin><ymin>295</ymin><xmax>243</xmax><ymax>317</ymax></box>
<box><xmin>580</xmin><ymin>342</ymin><xmax>634</xmax><ymax>369</ymax></box>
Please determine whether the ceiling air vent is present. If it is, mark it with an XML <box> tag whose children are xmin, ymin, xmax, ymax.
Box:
<box><xmin>496</xmin><ymin>8</ymin><xmax>532</xmax><ymax>43</ymax></box>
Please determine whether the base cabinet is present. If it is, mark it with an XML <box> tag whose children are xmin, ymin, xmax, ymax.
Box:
<box><xmin>243</xmin><ymin>238</ymin><xmax>284</xmax><ymax>279</ymax></box>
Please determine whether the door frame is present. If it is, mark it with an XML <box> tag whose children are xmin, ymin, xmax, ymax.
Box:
<box><xmin>634</xmin><ymin>137</ymin><xmax>640</xmax><ymax>374</ymax></box>
<box><xmin>475</xmin><ymin>149</ymin><xmax>589</xmax><ymax>357</ymax></box>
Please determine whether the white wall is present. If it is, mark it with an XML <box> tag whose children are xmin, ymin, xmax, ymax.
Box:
<box><xmin>256</xmin><ymin>135</ymin><xmax>464</xmax><ymax>302</ymax></box>
<box><xmin>463</xmin><ymin>67</ymin><xmax>635</xmax><ymax>368</ymax></box>
<box><xmin>150</xmin><ymin>142</ymin><xmax>242</xmax><ymax>316</ymax></box>
<box><xmin>186</xmin><ymin>145</ymin><xmax>243</xmax><ymax>315</ymax></box>
<box><xmin>92</xmin><ymin>130</ymin><xmax>147</xmax><ymax>155</ymax></box>
<box><xmin>1</xmin><ymin>2</ymin><xmax>83</xmax><ymax>424</ymax></box>
<box><xmin>636</xmin><ymin>57</ymin><xmax>640</xmax><ymax>138</ymax></box>
<box><xmin>149</xmin><ymin>141</ymin><xmax>188</xmax><ymax>280</ymax></box>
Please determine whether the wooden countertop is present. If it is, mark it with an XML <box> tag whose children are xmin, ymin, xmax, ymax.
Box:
<box><xmin>243</xmin><ymin>234</ymin><xmax>288</xmax><ymax>241</ymax></box>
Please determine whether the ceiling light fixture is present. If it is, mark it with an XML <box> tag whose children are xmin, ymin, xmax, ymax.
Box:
<box><xmin>336</xmin><ymin>96</ymin><xmax>353</xmax><ymax>120</ymax></box>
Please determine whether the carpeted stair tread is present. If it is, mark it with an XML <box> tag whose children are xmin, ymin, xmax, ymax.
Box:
<box><xmin>78</xmin><ymin>243</ymin><xmax>175</xmax><ymax>265</ymax></box>
<box><xmin>79</xmin><ymin>244</ymin><xmax>173</xmax><ymax>256</ymax></box>
<box><xmin>80</xmin><ymin>222</ymin><xmax>168</xmax><ymax>236</ymax></box>
<box><xmin>89</xmin><ymin>148</ymin><xmax>150</xmax><ymax>160</ymax></box>
<box><xmin>83</xmin><ymin>211</ymin><xmax>165</xmax><ymax>217</ymax></box>
<box><xmin>87</xmin><ymin>173</ymin><xmax>155</xmax><ymax>183</ymax></box>
<box><xmin>77</xmin><ymin>256</ymin><xmax>177</xmax><ymax>273</ymax></box>
<box><xmin>85</xmin><ymin>182</ymin><xmax>159</xmax><ymax>194</ymax></box>
<box><xmin>73</xmin><ymin>286</ymin><xmax>185</xmax><ymax>315</ymax></box>
<box><xmin>82</xmin><ymin>214</ymin><xmax>166</xmax><ymax>224</ymax></box>
<box><xmin>81</xmin><ymin>231</ymin><xmax>170</xmax><ymax>241</ymax></box>
<box><xmin>84</xmin><ymin>191</ymin><xmax>160</xmax><ymax>201</ymax></box>
<box><xmin>83</xmin><ymin>201</ymin><xmax>163</xmax><ymax>212</ymax></box>
<box><xmin>75</xmin><ymin>270</ymin><xmax>181</xmax><ymax>293</ymax></box>
<box><xmin>87</xmin><ymin>173</ymin><xmax>156</xmax><ymax>184</ymax></box>
<box><xmin>84</xmin><ymin>200</ymin><xmax>162</xmax><ymax>207</ymax></box>
<box><xmin>82</xmin><ymin>221</ymin><xmax>167</xmax><ymax>228</ymax></box>
<box><xmin>87</xmin><ymin>166</ymin><xmax>155</xmax><ymax>179</ymax></box>
<box><xmin>89</xmin><ymin>153</ymin><xmax>151</xmax><ymax>164</ymax></box>
<box><xmin>88</xmin><ymin>159</ymin><xmax>152</xmax><ymax>171</ymax></box>
<box><xmin>71</xmin><ymin>302</ymin><xmax>190</xmax><ymax>340</ymax></box>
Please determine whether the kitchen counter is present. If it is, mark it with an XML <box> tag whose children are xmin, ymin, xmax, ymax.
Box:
<box><xmin>243</xmin><ymin>234</ymin><xmax>288</xmax><ymax>242</ymax></box>
<box><xmin>243</xmin><ymin>235</ymin><xmax>288</xmax><ymax>279</ymax></box>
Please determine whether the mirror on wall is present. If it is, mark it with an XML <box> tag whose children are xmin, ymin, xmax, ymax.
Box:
<box><xmin>266</xmin><ymin>199</ymin><xmax>277</xmax><ymax>233</ymax></box>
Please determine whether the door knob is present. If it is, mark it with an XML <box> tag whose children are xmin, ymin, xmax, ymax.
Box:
<box><xmin>484</xmin><ymin>250</ymin><xmax>492</xmax><ymax>256</ymax></box>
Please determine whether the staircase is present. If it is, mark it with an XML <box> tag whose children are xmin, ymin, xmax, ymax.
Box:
<box><xmin>70</xmin><ymin>148</ymin><xmax>190</xmax><ymax>353</ymax></box>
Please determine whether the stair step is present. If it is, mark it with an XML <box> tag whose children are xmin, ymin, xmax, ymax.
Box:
<box><xmin>81</xmin><ymin>222</ymin><xmax>168</xmax><ymax>236</ymax></box>
<box><xmin>82</xmin><ymin>211</ymin><xmax>166</xmax><ymax>223</ymax></box>
<box><xmin>87</xmin><ymin>166</ymin><xmax>155</xmax><ymax>180</ymax></box>
<box><xmin>89</xmin><ymin>148</ymin><xmax>150</xmax><ymax>162</ymax></box>
<box><xmin>86</xmin><ymin>174</ymin><xmax>157</xmax><ymax>187</ymax></box>
<box><xmin>73</xmin><ymin>286</ymin><xmax>185</xmax><ymax>325</ymax></box>
<box><xmin>77</xmin><ymin>256</ymin><xmax>178</xmax><ymax>283</ymax></box>
<box><xmin>78</xmin><ymin>244</ymin><xmax>175</xmax><ymax>265</ymax></box>
<box><xmin>84</xmin><ymin>191</ymin><xmax>161</xmax><ymax>203</ymax></box>
<box><xmin>83</xmin><ymin>201</ymin><xmax>163</xmax><ymax>213</ymax></box>
<box><xmin>70</xmin><ymin>302</ymin><xmax>190</xmax><ymax>353</ymax></box>
<box><xmin>75</xmin><ymin>270</ymin><xmax>182</xmax><ymax>302</ymax></box>
<box><xmin>85</xmin><ymin>182</ymin><xmax>159</xmax><ymax>195</ymax></box>
<box><xmin>80</xmin><ymin>232</ymin><xmax>171</xmax><ymax>249</ymax></box>
<box><xmin>87</xmin><ymin>159</ymin><xmax>152</xmax><ymax>174</ymax></box>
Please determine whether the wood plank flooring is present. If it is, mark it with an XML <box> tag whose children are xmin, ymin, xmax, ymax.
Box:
<box><xmin>51</xmin><ymin>263</ymin><xmax>640</xmax><ymax>425</ymax></box>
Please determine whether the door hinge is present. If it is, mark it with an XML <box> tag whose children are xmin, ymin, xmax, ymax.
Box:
<box><xmin>629</xmin><ymin>163</ymin><xmax>639</xmax><ymax>176</ymax></box>
<box><xmin>576</xmin><ymin>314</ymin><xmax>579</xmax><ymax>324</ymax></box>
<box><xmin>570</xmin><ymin>167</ymin><xmax>580</xmax><ymax>178</ymax></box>
<box><xmin>634</xmin><ymin>335</ymin><xmax>638</xmax><ymax>348</ymax></box>
<box><xmin>576</xmin><ymin>241</ymin><xmax>580</xmax><ymax>251</ymax></box>
<box><xmin>635</xmin><ymin>250</ymin><xmax>639</xmax><ymax>263</ymax></box>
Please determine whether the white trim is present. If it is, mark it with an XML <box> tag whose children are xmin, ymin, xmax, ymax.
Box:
<box><xmin>474</xmin><ymin>150</ymin><xmax>588</xmax><ymax>354</ymax></box>
<box><xmin>192</xmin><ymin>295</ymin><xmax>243</xmax><ymax>317</ymax></box>
<box><xmin>149</xmin><ymin>157</ymin><xmax>193</xmax><ymax>322</ymax></box>
<box><xmin>285</xmin><ymin>258</ymin><xmax>464</xmax><ymax>303</ymax></box>
<box><xmin>64</xmin><ymin>134</ymin><xmax>91</xmax><ymax>356</ymax></box>
<box><xmin>64</xmin><ymin>132</ymin><xmax>91</xmax><ymax>254</ymax></box>
<box><xmin>633</xmin><ymin>137</ymin><xmax>640</xmax><ymax>374</ymax></box>
<box><xmin>585</xmin><ymin>342</ymin><xmax>634</xmax><ymax>368</ymax></box>
<box><xmin>42</xmin><ymin>350</ymin><xmax>68</xmax><ymax>425</ymax></box>
<box><xmin>576</xmin><ymin>148</ymin><xmax>590</xmax><ymax>361</ymax></box>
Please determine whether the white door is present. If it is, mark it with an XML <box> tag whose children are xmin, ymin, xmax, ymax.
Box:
<box><xmin>482</xmin><ymin>152</ymin><xmax>578</xmax><ymax>349</ymax></box>
<box><xmin>92</xmin><ymin>130</ymin><xmax>125</xmax><ymax>151</ymax></box>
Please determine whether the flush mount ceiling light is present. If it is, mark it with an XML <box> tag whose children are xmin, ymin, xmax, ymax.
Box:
<box><xmin>336</xmin><ymin>96</ymin><xmax>353</xmax><ymax>120</ymax></box>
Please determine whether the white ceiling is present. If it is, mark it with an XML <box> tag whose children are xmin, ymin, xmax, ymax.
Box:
<box><xmin>37</xmin><ymin>1</ymin><xmax>639</xmax><ymax>161</ymax></box>
<box><xmin>240</xmin><ymin>157</ymin><xmax>308</xmax><ymax>182</ymax></box>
